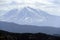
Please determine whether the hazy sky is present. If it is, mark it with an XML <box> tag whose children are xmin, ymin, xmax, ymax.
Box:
<box><xmin>0</xmin><ymin>0</ymin><xmax>60</xmax><ymax>16</ymax></box>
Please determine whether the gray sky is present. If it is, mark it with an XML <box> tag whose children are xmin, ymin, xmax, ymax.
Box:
<box><xmin>0</xmin><ymin>0</ymin><xmax>60</xmax><ymax>16</ymax></box>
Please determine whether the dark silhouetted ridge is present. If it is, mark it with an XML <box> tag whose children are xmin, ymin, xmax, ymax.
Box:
<box><xmin>0</xmin><ymin>30</ymin><xmax>60</xmax><ymax>40</ymax></box>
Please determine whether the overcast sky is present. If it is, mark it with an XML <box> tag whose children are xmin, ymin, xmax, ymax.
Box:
<box><xmin>0</xmin><ymin>0</ymin><xmax>60</xmax><ymax>16</ymax></box>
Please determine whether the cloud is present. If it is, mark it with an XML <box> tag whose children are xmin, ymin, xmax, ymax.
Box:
<box><xmin>37</xmin><ymin>4</ymin><xmax>60</xmax><ymax>16</ymax></box>
<box><xmin>0</xmin><ymin>0</ymin><xmax>12</xmax><ymax>5</ymax></box>
<box><xmin>0</xmin><ymin>0</ymin><xmax>60</xmax><ymax>16</ymax></box>
<box><xmin>34</xmin><ymin>0</ymin><xmax>60</xmax><ymax>16</ymax></box>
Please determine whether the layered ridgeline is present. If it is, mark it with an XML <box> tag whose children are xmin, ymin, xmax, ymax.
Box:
<box><xmin>0</xmin><ymin>7</ymin><xmax>60</xmax><ymax>35</ymax></box>
<box><xmin>0</xmin><ymin>7</ymin><xmax>60</xmax><ymax>27</ymax></box>
<box><xmin>0</xmin><ymin>21</ymin><xmax>60</xmax><ymax>35</ymax></box>
<box><xmin>0</xmin><ymin>30</ymin><xmax>60</xmax><ymax>40</ymax></box>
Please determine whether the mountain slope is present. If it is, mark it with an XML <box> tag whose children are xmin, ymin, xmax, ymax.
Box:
<box><xmin>0</xmin><ymin>7</ymin><xmax>60</xmax><ymax>27</ymax></box>
<box><xmin>0</xmin><ymin>21</ymin><xmax>60</xmax><ymax>34</ymax></box>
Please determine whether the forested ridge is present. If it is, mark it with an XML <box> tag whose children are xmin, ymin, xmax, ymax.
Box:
<box><xmin>0</xmin><ymin>30</ymin><xmax>60</xmax><ymax>40</ymax></box>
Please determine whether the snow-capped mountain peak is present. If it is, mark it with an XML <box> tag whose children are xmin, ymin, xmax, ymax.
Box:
<box><xmin>0</xmin><ymin>7</ymin><xmax>60</xmax><ymax>27</ymax></box>
<box><xmin>0</xmin><ymin>7</ymin><xmax>47</xmax><ymax>24</ymax></box>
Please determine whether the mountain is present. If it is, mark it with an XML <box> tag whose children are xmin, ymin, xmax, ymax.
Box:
<box><xmin>0</xmin><ymin>21</ymin><xmax>60</xmax><ymax>35</ymax></box>
<box><xmin>0</xmin><ymin>7</ymin><xmax>60</xmax><ymax>27</ymax></box>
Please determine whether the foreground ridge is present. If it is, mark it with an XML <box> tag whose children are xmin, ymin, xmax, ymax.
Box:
<box><xmin>0</xmin><ymin>30</ymin><xmax>60</xmax><ymax>40</ymax></box>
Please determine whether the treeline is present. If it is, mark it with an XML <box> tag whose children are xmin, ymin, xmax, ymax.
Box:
<box><xmin>0</xmin><ymin>30</ymin><xmax>60</xmax><ymax>40</ymax></box>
